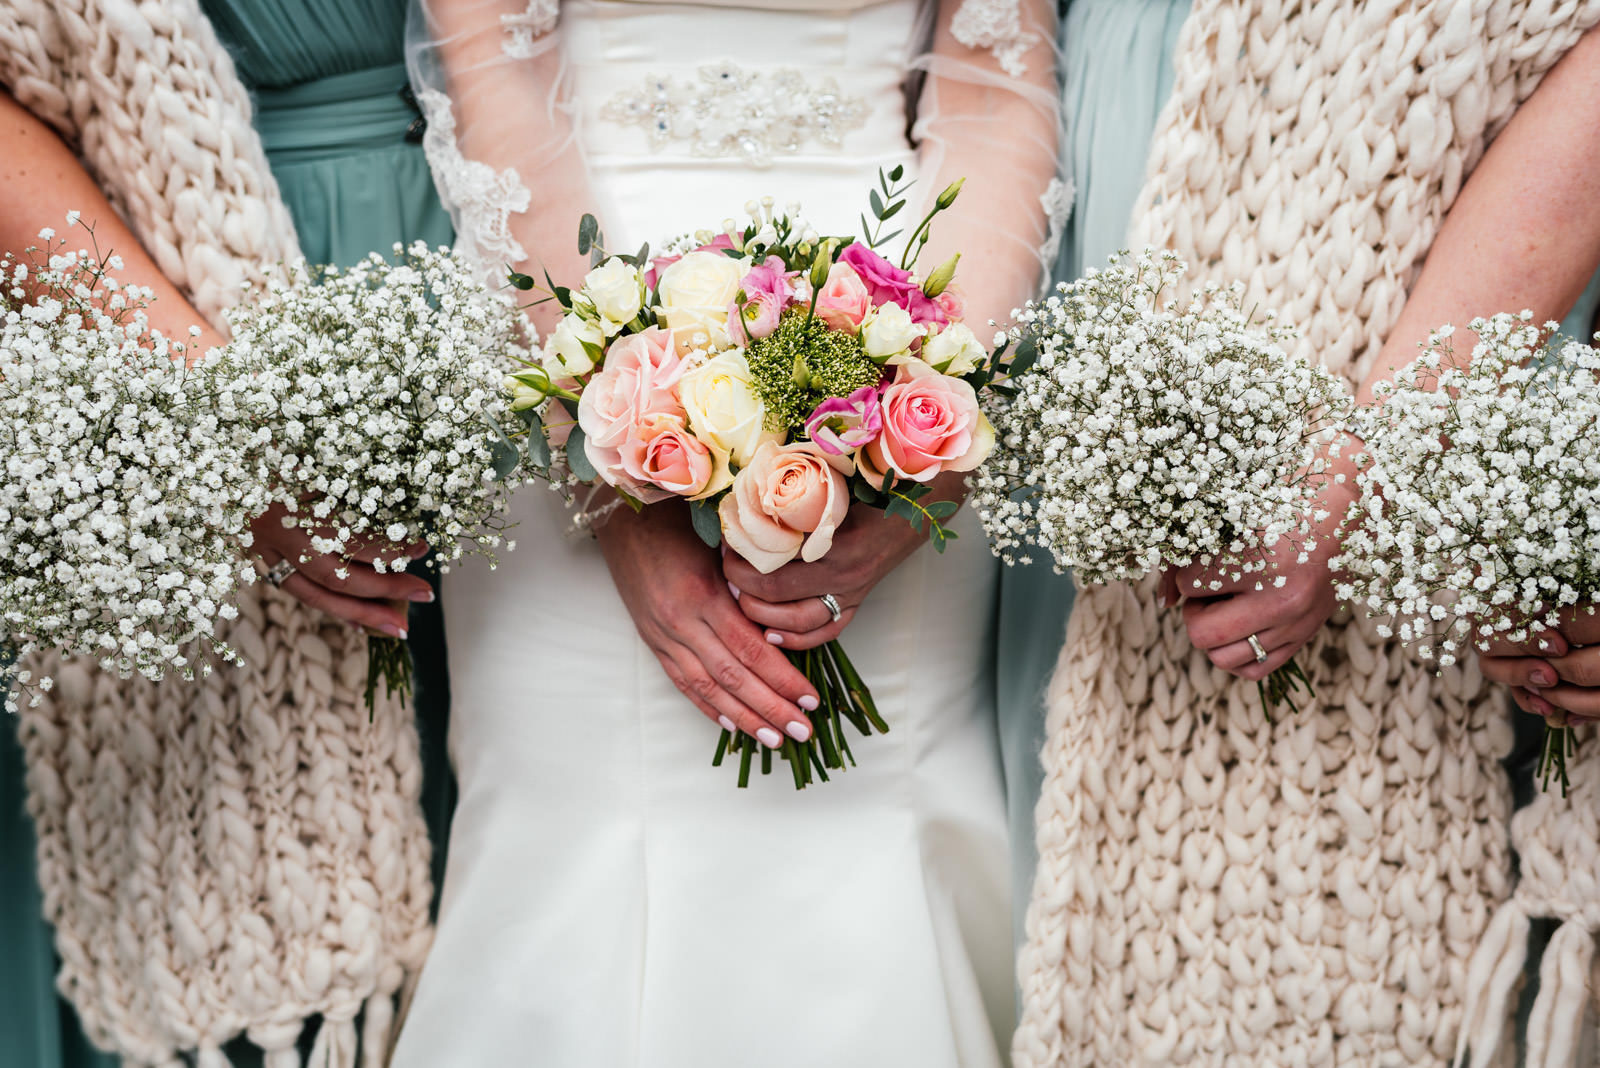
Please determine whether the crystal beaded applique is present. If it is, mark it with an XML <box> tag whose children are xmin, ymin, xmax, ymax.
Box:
<box><xmin>602</xmin><ymin>63</ymin><xmax>869</xmax><ymax>167</ymax></box>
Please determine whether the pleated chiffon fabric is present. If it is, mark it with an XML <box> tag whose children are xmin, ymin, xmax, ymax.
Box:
<box><xmin>1015</xmin><ymin>3</ymin><xmax>1600</xmax><ymax>1066</ymax></box>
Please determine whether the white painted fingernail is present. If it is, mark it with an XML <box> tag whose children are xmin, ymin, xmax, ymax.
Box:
<box><xmin>798</xmin><ymin>694</ymin><xmax>819</xmax><ymax>712</ymax></box>
<box><xmin>785</xmin><ymin>720</ymin><xmax>811</xmax><ymax>742</ymax></box>
<box><xmin>766</xmin><ymin>632</ymin><xmax>784</xmax><ymax>645</ymax></box>
<box><xmin>756</xmin><ymin>727</ymin><xmax>782</xmax><ymax>748</ymax></box>
<box><xmin>727</xmin><ymin>581</ymin><xmax>741</xmax><ymax>600</ymax></box>
<box><xmin>718</xmin><ymin>716</ymin><xmax>736</xmax><ymax>733</ymax></box>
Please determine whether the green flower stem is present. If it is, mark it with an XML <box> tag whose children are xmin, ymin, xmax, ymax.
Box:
<box><xmin>1539</xmin><ymin>720</ymin><xmax>1577</xmax><ymax>797</ymax></box>
<box><xmin>1256</xmin><ymin>655</ymin><xmax>1313</xmax><ymax>724</ymax></box>
<box><xmin>364</xmin><ymin>634</ymin><xmax>414</xmax><ymax>718</ymax></box>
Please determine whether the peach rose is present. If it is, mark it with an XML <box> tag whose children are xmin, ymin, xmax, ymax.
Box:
<box><xmin>617</xmin><ymin>412</ymin><xmax>730</xmax><ymax>503</ymax></box>
<box><xmin>577</xmin><ymin>327</ymin><xmax>684</xmax><ymax>482</ymax></box>
<box><xmin>719</xmin><ymin>441</ymin><xmax>852</xmax><ymax>574</ymax></box>
<box><xmin>813</xmin><ymin>260</ymin><xmax>872</xmax><ymax>332</ymax></box>
<box><xmin>859</xmin><ymin>360</ymin><xmax>994</xmax><ymax>485</ymax></box>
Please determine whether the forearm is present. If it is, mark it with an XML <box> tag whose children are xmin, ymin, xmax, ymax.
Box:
<box><xmin>0</xmin><ymin>89</ymin><xmax>222</xmax><ymax>349</ymax></box>
<box><xmin>1358</xmin><ymin>26</ymin><xmax>1600</xmax><ymax>405</ymax></box>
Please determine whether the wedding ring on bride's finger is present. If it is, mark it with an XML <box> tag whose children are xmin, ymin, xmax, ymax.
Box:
<box><xmin>262</xmin><ymin>558</ymin><xmax>297</xmax><ymax>587</ymax></box>
<box><xmin>818</xmin><ymin>593</ymin><xmax>843</xmax><ymax>624</ymax></box>
<box><xmin>1247</xmin><ymin>633</ymin><xmax>1268</xmax><ymax>664</ymax></box>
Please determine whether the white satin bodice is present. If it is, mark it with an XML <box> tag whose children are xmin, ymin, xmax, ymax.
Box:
<box><xmin>566</xmin><ymin>0</ymin><xmax>924</xmax><ymax>250</ymax></box>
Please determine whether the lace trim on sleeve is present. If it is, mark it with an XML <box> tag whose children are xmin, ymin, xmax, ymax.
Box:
<box><xmin>950</xmin><ymin>0</ymin><xmax>1034</xmax><ymax>76</ymax></box>
<box><xmin>416</xmin><ymin>88</ymin><xmax>532</xmax><ymax>276</ymax></box>
<box><xmin>500</xmin><ymin>0</ymin><xmax>560</xmax><ymax>58</ymax></box>
<box><xmin>1038</xmin><ymin>176</ymin><xmax>1073</xmax><ymax>273</ymax></box>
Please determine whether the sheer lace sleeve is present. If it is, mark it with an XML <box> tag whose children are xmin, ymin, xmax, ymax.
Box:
<box><xmin>910</xmin><ymin>0</ymin><xmax>1065</xmax><ymax>336</ymax></box>
<box><xmin>406</xmin><ymin>0</ymin><xmax>591</xmax><ymax>337</ymax></box>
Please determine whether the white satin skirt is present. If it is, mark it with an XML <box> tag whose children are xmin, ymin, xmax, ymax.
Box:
<box><xmin>392</xmin><ymin>2</ymin><xmax>1013</xmax><ymax>1064</ymax></box>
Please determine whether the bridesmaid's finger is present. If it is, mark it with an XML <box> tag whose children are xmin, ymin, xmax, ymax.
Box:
<box><xmin>1479</xmin><ymin>654</ymin><xmax>1559</xmax><ymax>691</ymax></box>
<box><xmin>1546</xmin><ymin>646</ymin><xmax>1600</xmax><ymax>688</ymax></box>
<box><xmin>1535</xmin><ymin>682</ymin><xmax>1600</xmax><ymax>719</ymax></box>
<box><xmin>1205</xmin><ymin>627</ymin><xmax>1293</xmax><ymax>672</ymax></box>
<box><xmin>732</xmin><ymin>592</ymin><xmax>838</xmax><ymax>636</ymax></box>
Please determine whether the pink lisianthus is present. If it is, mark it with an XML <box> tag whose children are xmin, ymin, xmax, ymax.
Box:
<box><xmin>838</xmin><ymin>243</ymin><xmax>947</xmax><ymax>327</ymax></box>
<box><xmin>858</xmin><ymin>360</ymin><xmax>993</xmax><ymax>485</ymax></box>
<box><xmin>576</xmin><ymin>327</ymin><xmax>685</xmax><ymax>482</ymax></box>
<box><xmin>719</xmin><ymin>441</ymin><xmax>853</xmax><ymax>573</ymax></box>
<box><xmin>804</xmin><ymin>386</ymin><xmax>882</xmax><ymax>455</ymax></box>
<box><xmin>729</xmin><ymin>256</ymin><xmax>801</xmax><ymax>344</ymax></box>
<box><xmin>645</xmin><ymin>232</ymin><xmax>740</xmax><ymax>289</ymax></box>
<box><xmin>813</xmin><ymin>260</ymin><xmax>872</xmax><ymax>332</ymax></box>
<box><xmin>616</xmin><ymin>411</ymin><xmax>731</xmax><ymax>502</ymax></box>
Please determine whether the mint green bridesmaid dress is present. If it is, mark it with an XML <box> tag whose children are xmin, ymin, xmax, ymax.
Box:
<box><xmin>0</xmin><ymin>1</ymin><xmax>456</xmax><ymax>1063</ymax></box>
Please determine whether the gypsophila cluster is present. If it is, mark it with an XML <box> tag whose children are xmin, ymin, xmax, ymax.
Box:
<box><xmin>1336</xmin><ymin>313</ymin><xmax>1600</xmax><ymax>663</ymax></box>
<box><xmin>226</xmin><ymin>242</ymin><xmax>533</xmax><ymax>574</ymax></box>
<box><xmin>974</xmin><ymin>250</ymin><xmax>1351</xmax><ymax>586</ymax></box>
<box><xmin>0</xmin><ymin>226</ymin><xmax>273</xmax><ymax>710</ymax></box>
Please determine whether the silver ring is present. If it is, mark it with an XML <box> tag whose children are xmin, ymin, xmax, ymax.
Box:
<box><xmin>263</xmin><ymin>558</ymin><xmax>296</xmax><ymax>587</ymax></box>
<box><xmin>1247</xmin><ymin>633</ymin><xmax>1268</xmax><ymax>663</ymax></box>
<box><xmin>818</xmin><ymin>593</ymin><xmax>843</xmax><ymax>623</ymax></box>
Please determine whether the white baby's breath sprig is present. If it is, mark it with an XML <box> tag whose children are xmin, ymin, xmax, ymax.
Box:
<box><xmin>0</xmin><ymin>224</ymin><xmax>273</xmax><ymax>710</ymax></box>
<box><xmin>1334</xmin><ymin>312</ymin><xmax>1600</xmax><ymax>792</ymax></box>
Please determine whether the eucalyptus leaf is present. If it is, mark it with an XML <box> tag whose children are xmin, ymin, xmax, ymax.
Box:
<box><xmin>880</xmin><ymin>200</ymin><xmax>905</xmax><ymax>222</ymax></box>
<box><xmin>888</xmin><ymin>163</ymin><xmax>905</xmax><ymax>183</ymax></box>
<box><xmin>520</xmin><ymin>408</ymin><xmax>551</xmax><ymax>468</ymax></box>
<box><xmin>489</xmin><ymin>437</ymin><xmax>519</xmax><ymax>481</ymax></box>
<box><xmin>577</xmin><ymin>213</ymin><xmax>599</xmax><ymax>255</ymax></box>
<box><xmin>869</xmin><ymin>189</ymin><xmax>886</xmax><ymax>218</ymax></box>
<box><xmin>926</xmin><ymin>500</ymin><xmax>959</xmax><ymax>520</ymax></box>
<box><xmin>689</xmin><ymin>497</ymin><xmax>723</xmax><ymax>549</ymax></box>
<box><xmin>508</xmin><ymin>271</ymin><xmax>536</xmax><ymax>291</ymax></box>
<box><xmin>566</xmin><ymin>424</ymin><xmax>598</xmax><ymax>482</ymax></box>
<box><xmin>852</xmin><ymin>481</ymin><xmax>882</xmax><ymax>505</ymax></box>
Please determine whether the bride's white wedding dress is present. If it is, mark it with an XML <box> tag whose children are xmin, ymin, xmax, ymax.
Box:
<box><xmin>395</xmin><ymin>1</ymin><xmax>1057</xmax><ymax>1063</ymax></box>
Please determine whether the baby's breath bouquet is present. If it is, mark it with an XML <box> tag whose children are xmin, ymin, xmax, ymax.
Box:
<box><xmin>225</xmin><ymin>242</ymin><xmax>533</xmax><ymax>710</ymax></box>
<box><xmin>975</xmin><ymin>250</ymin><xmax>1351</xmax><ymax>714</ymax></box>
<box><xmin>1335</xmin><ymin>313</ymin><xmax>1600</xmax><ymax>793</ymax></box>
<box><xmin>0</xmin><ymin>224</ymin><xmax>273</xmax><ymax>710</ymax></box>
<box><xmin>506</xmin><ymin>171</ymin><xmax>1013</xmax><ymax>788</ymax></box>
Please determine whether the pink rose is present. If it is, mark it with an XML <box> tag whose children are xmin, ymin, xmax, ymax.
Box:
<box><xmin>859</xmin><ymin>361</ymin><xmax>994</xmax><ymax>485</ymax></box>
<box><xmin>813</xmin><ymin>261</ymin><xmax>872</xmax><ymax>332</ymax></box>
<box><xmin>719</xmin><ymin>441</ymin><xmax>852</xmax><ymax>574</ymax></box>
<box><xmin>933</xmin><ymin>281</ymin><xmax>966</xmax><ymax>323</ymax></box>
<box><xmin>645</xmin><ymin>233</ymin><xmax>739</xmax><ymax>289</ymax></box>
<box><xmin>616</xmin><ymin>411</ymin><xmax>730</xmax><ymax>503</ymax></box>
<box><xmin>838</xmin><ymin>243</ymin><xmax>947</xmax><ymax>327</ymax></box>
<box><xmin>577</xmin><ymin>327</ymin><xmax>684</xmax><ymax>481</ymax></box>
<box><xmin>804</xmin><ymin>386</ymin><xmax>882</xmax><ymax>455</ymax></box>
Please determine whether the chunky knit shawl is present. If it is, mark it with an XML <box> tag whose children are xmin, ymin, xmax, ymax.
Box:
<box><xmin>1015</xmin><ymin>3</ymin><xmax>1600</xmax><ymax>1067</ymax></box>
<box><xmin>0</xmin><ymin>3</ymin><xmax>435</xmax><ymax>1065</ymax></box>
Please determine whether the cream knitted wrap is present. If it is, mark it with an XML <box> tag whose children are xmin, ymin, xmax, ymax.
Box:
<box><xmin>1014</xmin><ymin>3</ymin><xmax>1600</xmax><ymax>1067</ymax></box>
<box><xmin>0</xmin><ymin>2</ymin><xmax>435</xmax><ymax>1065</ymax></box>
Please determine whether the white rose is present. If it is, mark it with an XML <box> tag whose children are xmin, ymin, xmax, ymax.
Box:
<box><xmin>657</xmin><ymin>250</ymin><xmax>748</xmax><ymax>354</ymax></box>
<box><xmin>678</xmin><ymin>350</ymin><xmax>780</xmax><ymax>467</ymax></box>
<box><xmin>861</xmin><ymin>302</ymin><xmax>924</xmax><ymax>362</ymax></box>
<box><xmin>920</xmin><ymin>322</ymin><xmax>986</xmax><ymax>376</ymax></box>
<box><xmin>583</xmin><ymin>257</ymin><xmax>645</xmax><ymax>335</ymax></box>
<box><xmin>545</xmin><ymin>312</ymin><xmax>603</xmax><ymax>377</ymax></box>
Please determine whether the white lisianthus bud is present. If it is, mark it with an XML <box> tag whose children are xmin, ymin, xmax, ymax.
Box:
<box><xmin>546</xmin><ymin>312</ymin><xmax>603</xmax><ymax>376</ymax></box>
<box><xmin>861</xmin><ymin>302</ymin><xmax>924</xmax><ymax>363</ymax></box>
<box><xmin>582</xmin><ymin>257</ymin><xmax>645</xmax><ymax>334</ymax></box>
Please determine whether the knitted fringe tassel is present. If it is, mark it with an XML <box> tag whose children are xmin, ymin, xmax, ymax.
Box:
<box><xmin>1525</xmin><ymin>921</ymin><xmax>1597</xmax><ymax>1068</ymax></box>
<box><xmin>1454</xmin><ymin>903</ymin><xmax>1531</xmax><ymax>1068</ymax></box>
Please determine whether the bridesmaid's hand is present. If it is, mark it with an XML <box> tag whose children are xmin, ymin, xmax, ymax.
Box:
<box><xmin>595</xmin><ymin>500</ymin><xmax>819</xmax><ymax>746</ymax></box>
<box><xmin>724</xmin><ymin>472</ymin><xmax>965</xmax><ymax>650</ymax></box>
<box><xmin>1480</xmin><ymin>609</ymin><xmax>1600</xmax><ymax>723</ymax></box>
<box><xmin>1171</xmin><ymin>478</ymin><xmax>1355</xmax><ymax>682</ymax></box>
<box><xmin>249</xmin><ymin>503</ymin><xmax>433</xmax><ymax>638</ymax></box>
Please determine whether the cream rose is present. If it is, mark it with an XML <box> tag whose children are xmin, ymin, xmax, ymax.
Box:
<box><xmin>861</xmin><ymin>302</ymin><xmax>924</xmax><ymax>363</ymax></box>
<box><xmin>657</xmin><ymin>250</ymin><xmax>749</xmax><ymax>355</ymax></box>
<box><xmin>546</xmin><ymin>311</ymin><xmax>604</xmax><ymax>377</ymax></box>
<box><xmin>919</xmin><ymin>322</ymin><xmax>986</xmax><ymax>376</ymax></box>
<box><xmin>719</xmin><ymin>441</ymin><xmax>852</xmax><ymax>574</ymax></box>
<box><xmin>677</xmin><ymin>350</ymin><xmax>780</xmax><ymax>467</ymax></box>
<box><xmin>583</xmin><ymin>257</ymin><xmax>645</xmax><ymax>334</ymax></box>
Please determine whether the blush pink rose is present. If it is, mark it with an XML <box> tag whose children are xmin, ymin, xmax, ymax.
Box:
<box><xmin>616</xmin><ymin>411</ymin><xmax>729</xmax><ymax>503</ymax></box>
<box><xmin>577</xmin><ymin>327</ymin><xmax>684</xmax><ymax>482</ymax></box>
<box><xmin>859</xmin><ymin>360</ymin><xmax>994</xmax><ymax>485</ymax></box>
<box><xmin>813</xmin><ymin>260</ymin><xmax>872</xmax><ymax>332</ymax></box>
<box><xmin>719</xmin><ymin>441</ymin><xmax>853</xmax><ymax>574</ymax></box>
<box><xmin>933</xmin><ymin>281</ymin><xmax>966</xmax><ymax>323</ymax></box>
<box><xmin>838</xmin><ymin>243</ymin><xmax>947</xmax><ymax>327</ymax></box>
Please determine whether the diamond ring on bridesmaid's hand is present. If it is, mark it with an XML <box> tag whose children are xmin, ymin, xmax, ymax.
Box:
<box><xmin>263</xmin><ymin>558</ymin><xmax>297</xmax><ymax>587</ymax></box>
<box><xmin>1247</xmin><ymin>633</ymin><xmax>1268</xmax><ymax>663</ymax></box>
<box><xmin>818</xmin><ymin>593</ymin><xmax>843</xmax><ymax>623</ymax></box>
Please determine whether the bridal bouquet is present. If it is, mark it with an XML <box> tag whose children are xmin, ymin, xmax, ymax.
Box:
<box><xmin>224</xmin><ymin>242</ymin><xmax>533</xmax><ymax>710</ymax></box>
<box><xmin>0</xmin><ymin>224</ymin><xmax>272</xmax><ymax>710</ymax></box>
<box><xmin>1335</xmin><ymin>313</ymin><xmax>1600</xmax><ymax>793</ymax></box>
<box><xmin>506</xmin><ymin>170</ymin><xmax>1009</xmax><ymax>787</ymax></box>
<box><xmin>974</xmin><ymin>250</ymin><xmax>1351</xmax><ymax>715</ymax></box>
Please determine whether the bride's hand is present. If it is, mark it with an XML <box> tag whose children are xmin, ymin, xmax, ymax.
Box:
<box><xmin>1172</xmin><ymin>478</ymin><xmax>1355</xmax><ymax>681</ymax></box>
<box><xmin>1480</xmin><ymin>609</ymin><xmax>1600</xmax><ymax>723</ymax></box>
<box><xmin>249</xmin><ymin>503</ymin><xmax>433</xmax><ymax>638</ymax></box>
<box><xmin>723</xmin><ymin>472</ymin><xmax>965</xmax><ymax>649</ymax></box>
<box><xmin>596</xmin><ymin>500</ymin><xmax>820</xmax><ymax>746</ymax></box>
